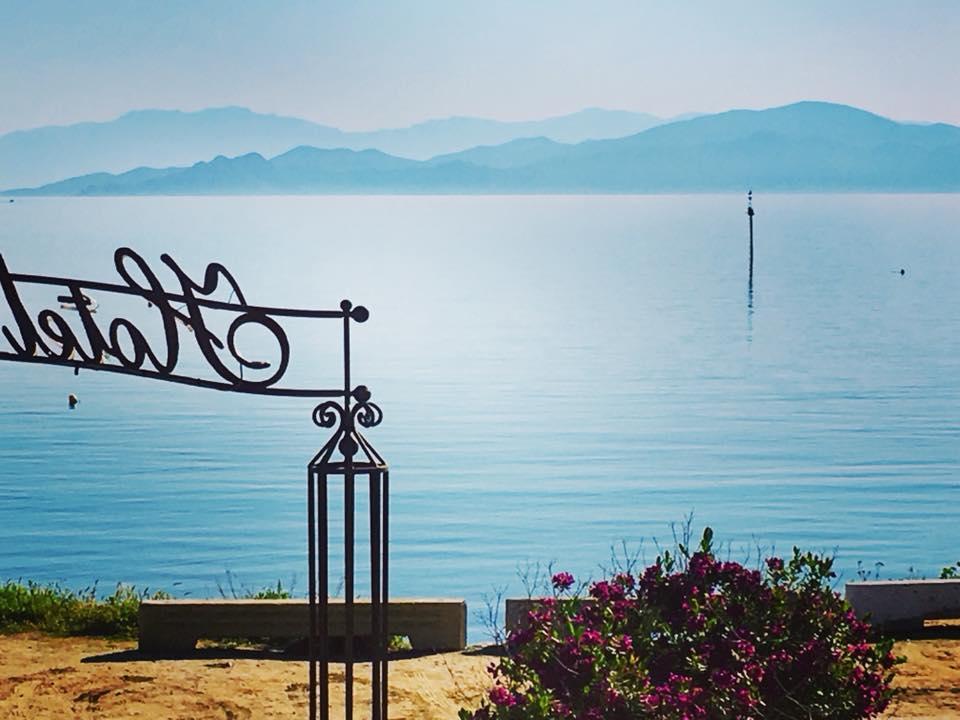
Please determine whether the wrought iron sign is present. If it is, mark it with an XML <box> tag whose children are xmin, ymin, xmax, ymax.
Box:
<box><xmin>0</xmin><ymin>247</ymin><xmax>367</xmax><ymax>396</ymax></box>
<box><xmin>0</xmin><ymin>248</ymin><xmax>388</xmax><ymax>720</ymax></box>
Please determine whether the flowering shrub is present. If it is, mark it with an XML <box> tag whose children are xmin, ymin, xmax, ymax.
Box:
<box><xmin>462</xmin><ymin>528</ymin><xmax>899</xmax><ymax>719</ymax></box>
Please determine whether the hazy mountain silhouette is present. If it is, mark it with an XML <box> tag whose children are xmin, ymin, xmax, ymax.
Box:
<box><xmin>13</xmin><ymin>146</ymin><xmax>499</xmax><ymax>195</ymax></box>
<box><xmin>500</xmin><ymin>101</ymin><xmax>960</xmax><ymax>191</ymax></box>
<box><xmin>0</xmin><ymin>106</ymin><xmax>668</xmax><ymax>188</ymax></box>
<box><xmin>7</xmin><ymin>102</ymin><xmax>960</xmax><ymax>195</ymax></box>
<box><xmin>426</xmin><ymin>137</ymin><xmax>569</xmax><ymax>169</ymax></box>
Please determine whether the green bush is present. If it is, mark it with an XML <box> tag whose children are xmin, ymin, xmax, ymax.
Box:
<box><xmin>464</xmin><ymin>529</ymin><xmax>900</xmax><ymax>720</ymax></box>
<box><xmin>0</xmin><ymin>578</ymin><xmax>292</xmax><ymax>638</ymax></box>
<box><xmin>248</xmin><ymin>580</ymin><xmax>292</xmax><ymax>600</ymax></box>
<box><xmin>0</xmin><ymin>580</ymin><xmax>166</xmax><ymax>637</ymax></box>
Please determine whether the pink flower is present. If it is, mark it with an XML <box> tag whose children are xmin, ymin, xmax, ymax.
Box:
<box><xmin>488</xmin><ymin>685</ymin><xmax>516</xmax><ymax>707</ymax></box>
<box><xmin>580</xmin><ymin>629</ymin><xmax>602</xmax><ymax>645</ymax></box>
<box><xmin>552</xmin><ymin>572</ymin><xmax>575</xmax><ymax>591</ymax></box>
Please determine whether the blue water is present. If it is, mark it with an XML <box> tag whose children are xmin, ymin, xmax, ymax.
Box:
<box><xmin>1</xmin><ymin>195</ymin><xmax>958</xmax><ymax>640</ymax></box>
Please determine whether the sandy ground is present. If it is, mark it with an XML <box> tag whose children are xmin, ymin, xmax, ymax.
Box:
<box><xmin>885</xmin><ymin>636</ymin><xmax>960</xmax><ymax>719</ymax></box>
<box><xmin>0</xmin><ymin>633</ymin><xmax>958</xmax><ymax>719</ymax></box>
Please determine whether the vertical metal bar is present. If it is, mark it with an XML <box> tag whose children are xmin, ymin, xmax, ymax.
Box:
<box><xmin>382</xmin><ymin>469</ymin><xmax>389</xmax><ymax>717</ymax></box>
<box><xmin>307</xmin><ymin>468</ymin><xmax>317</xmax><ymax>720</ymax></box>
<box><xmin>369</xmin><ymin>471</ymin><xmax>381</xmax><ymax>720</ymax></box>
<box><xmin>344</xmin><ymin>469</ymin><xmax>354</xmax><ymax>720</ymax></box>
<box><xmin>342</xmin><ymin>303</ymin><xmax>354</xmax><ymax>720</ymax></box>
<box><xmin>319</xmin><ymin>473</ymin><xmax>329</xmax><ymax>720</ymax></box>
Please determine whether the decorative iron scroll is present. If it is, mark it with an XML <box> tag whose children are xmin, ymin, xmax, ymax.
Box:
<box><xmin>0</xmin><ymin>247</ymin><xmax>368</xmax><ymax>397</ymax></box>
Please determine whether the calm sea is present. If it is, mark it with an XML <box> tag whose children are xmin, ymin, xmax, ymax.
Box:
<box><xmin>1</xmin><ymin>195</ymin><xmax>958</xmax><ymax>640</ymax></box>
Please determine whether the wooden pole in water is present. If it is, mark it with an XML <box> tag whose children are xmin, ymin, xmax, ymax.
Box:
<box><xmin>747</xmin><ymin>190</ymin><xmax>755</xmax><ymax>308</ymax></box>
<box><xmin>747</xmin><ymin>190</ymin><xmax>754</xmax><ymax>267</ymax></box>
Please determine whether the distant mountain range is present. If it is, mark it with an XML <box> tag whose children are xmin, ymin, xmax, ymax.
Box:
<box><xmin>5</xmin><ymin>102</ymin><xmax>960</xmax><ymax>195</ymax></box>
<box><xmin>0</xmin><ymin>106</ymin><xmax>676</xmax><ymax>189</ymax></box>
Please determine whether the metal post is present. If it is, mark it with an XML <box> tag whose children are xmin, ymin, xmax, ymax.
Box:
<box><xmin>319</xmin><ymin>472</ymin><xmax>329</xmax><ymax>720</ymax></box>
<box><xmin>308</xmin><ymin>301</ymin><xmax>387</xmax><ymax>720</ymax></box>
<box><xmin>344</xmin><ymin>470</ymin><xmax>354</xmax><ymax>720</ymax></box>
<box><xmin>381</xmin><ymin>469</ymin><xmax>389</xmax><ymax>715</ymax></box>
<box><xmin>370</xmin><ymin>471</ymin><xmax>382</xmax><ymax>720</ymax></box>
<box><xmin>342</xmin><ymin>302</ymin><xmax>354</xmax><ymax>720</ymax></box>
<box><xmin>307</xmin><ymin>469</ymin><xmax>317</xmax><ymax>720</ymax></box>
<box><xmin>308</xmin><ymin>469</ymin><xmax>331</xmax><ymax>720</ymax></box>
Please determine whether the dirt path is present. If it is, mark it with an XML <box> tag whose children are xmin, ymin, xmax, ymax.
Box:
<box><xmin>0</xmin><ymin>633</ymin><xmax>957</xmax><ymax>719</ymax></box>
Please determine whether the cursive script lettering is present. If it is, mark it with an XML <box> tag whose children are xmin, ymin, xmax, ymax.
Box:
<box><xmin>0</xmin><ymin>248</ymin><xmax>298</xmax><ymax>393</ymax></box>
<box><xmin>0</xmin><ymin>255</ymin><xmax>44</xmax><ymax>356</ymax></box>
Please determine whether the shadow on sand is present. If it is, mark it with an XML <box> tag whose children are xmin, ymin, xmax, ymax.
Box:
<box><xmin>81</xmin><ymin>639</ymin><xmax>497</xmax><ymax>664</ymax></box>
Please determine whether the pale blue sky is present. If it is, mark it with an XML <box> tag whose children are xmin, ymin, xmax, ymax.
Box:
<box><xmin>1</xmin><ymin>0</ymin><xmax>958</xmax><ymax>135</ymax></box>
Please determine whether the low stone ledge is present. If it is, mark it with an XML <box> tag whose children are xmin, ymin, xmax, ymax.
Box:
<box><xmin>505</xmin><ymin>598</ymin><xmax>566</xmax><ymax>632</ymax></box>
<box><xmin>138</xmin><ymin>598</ymin><xmax>466</xmax><ymax>653</ymax></box>
<box><xmin>845</xmin><ymin>580</ymin><xmax>960</xmax><ymax>632</ymax></box>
